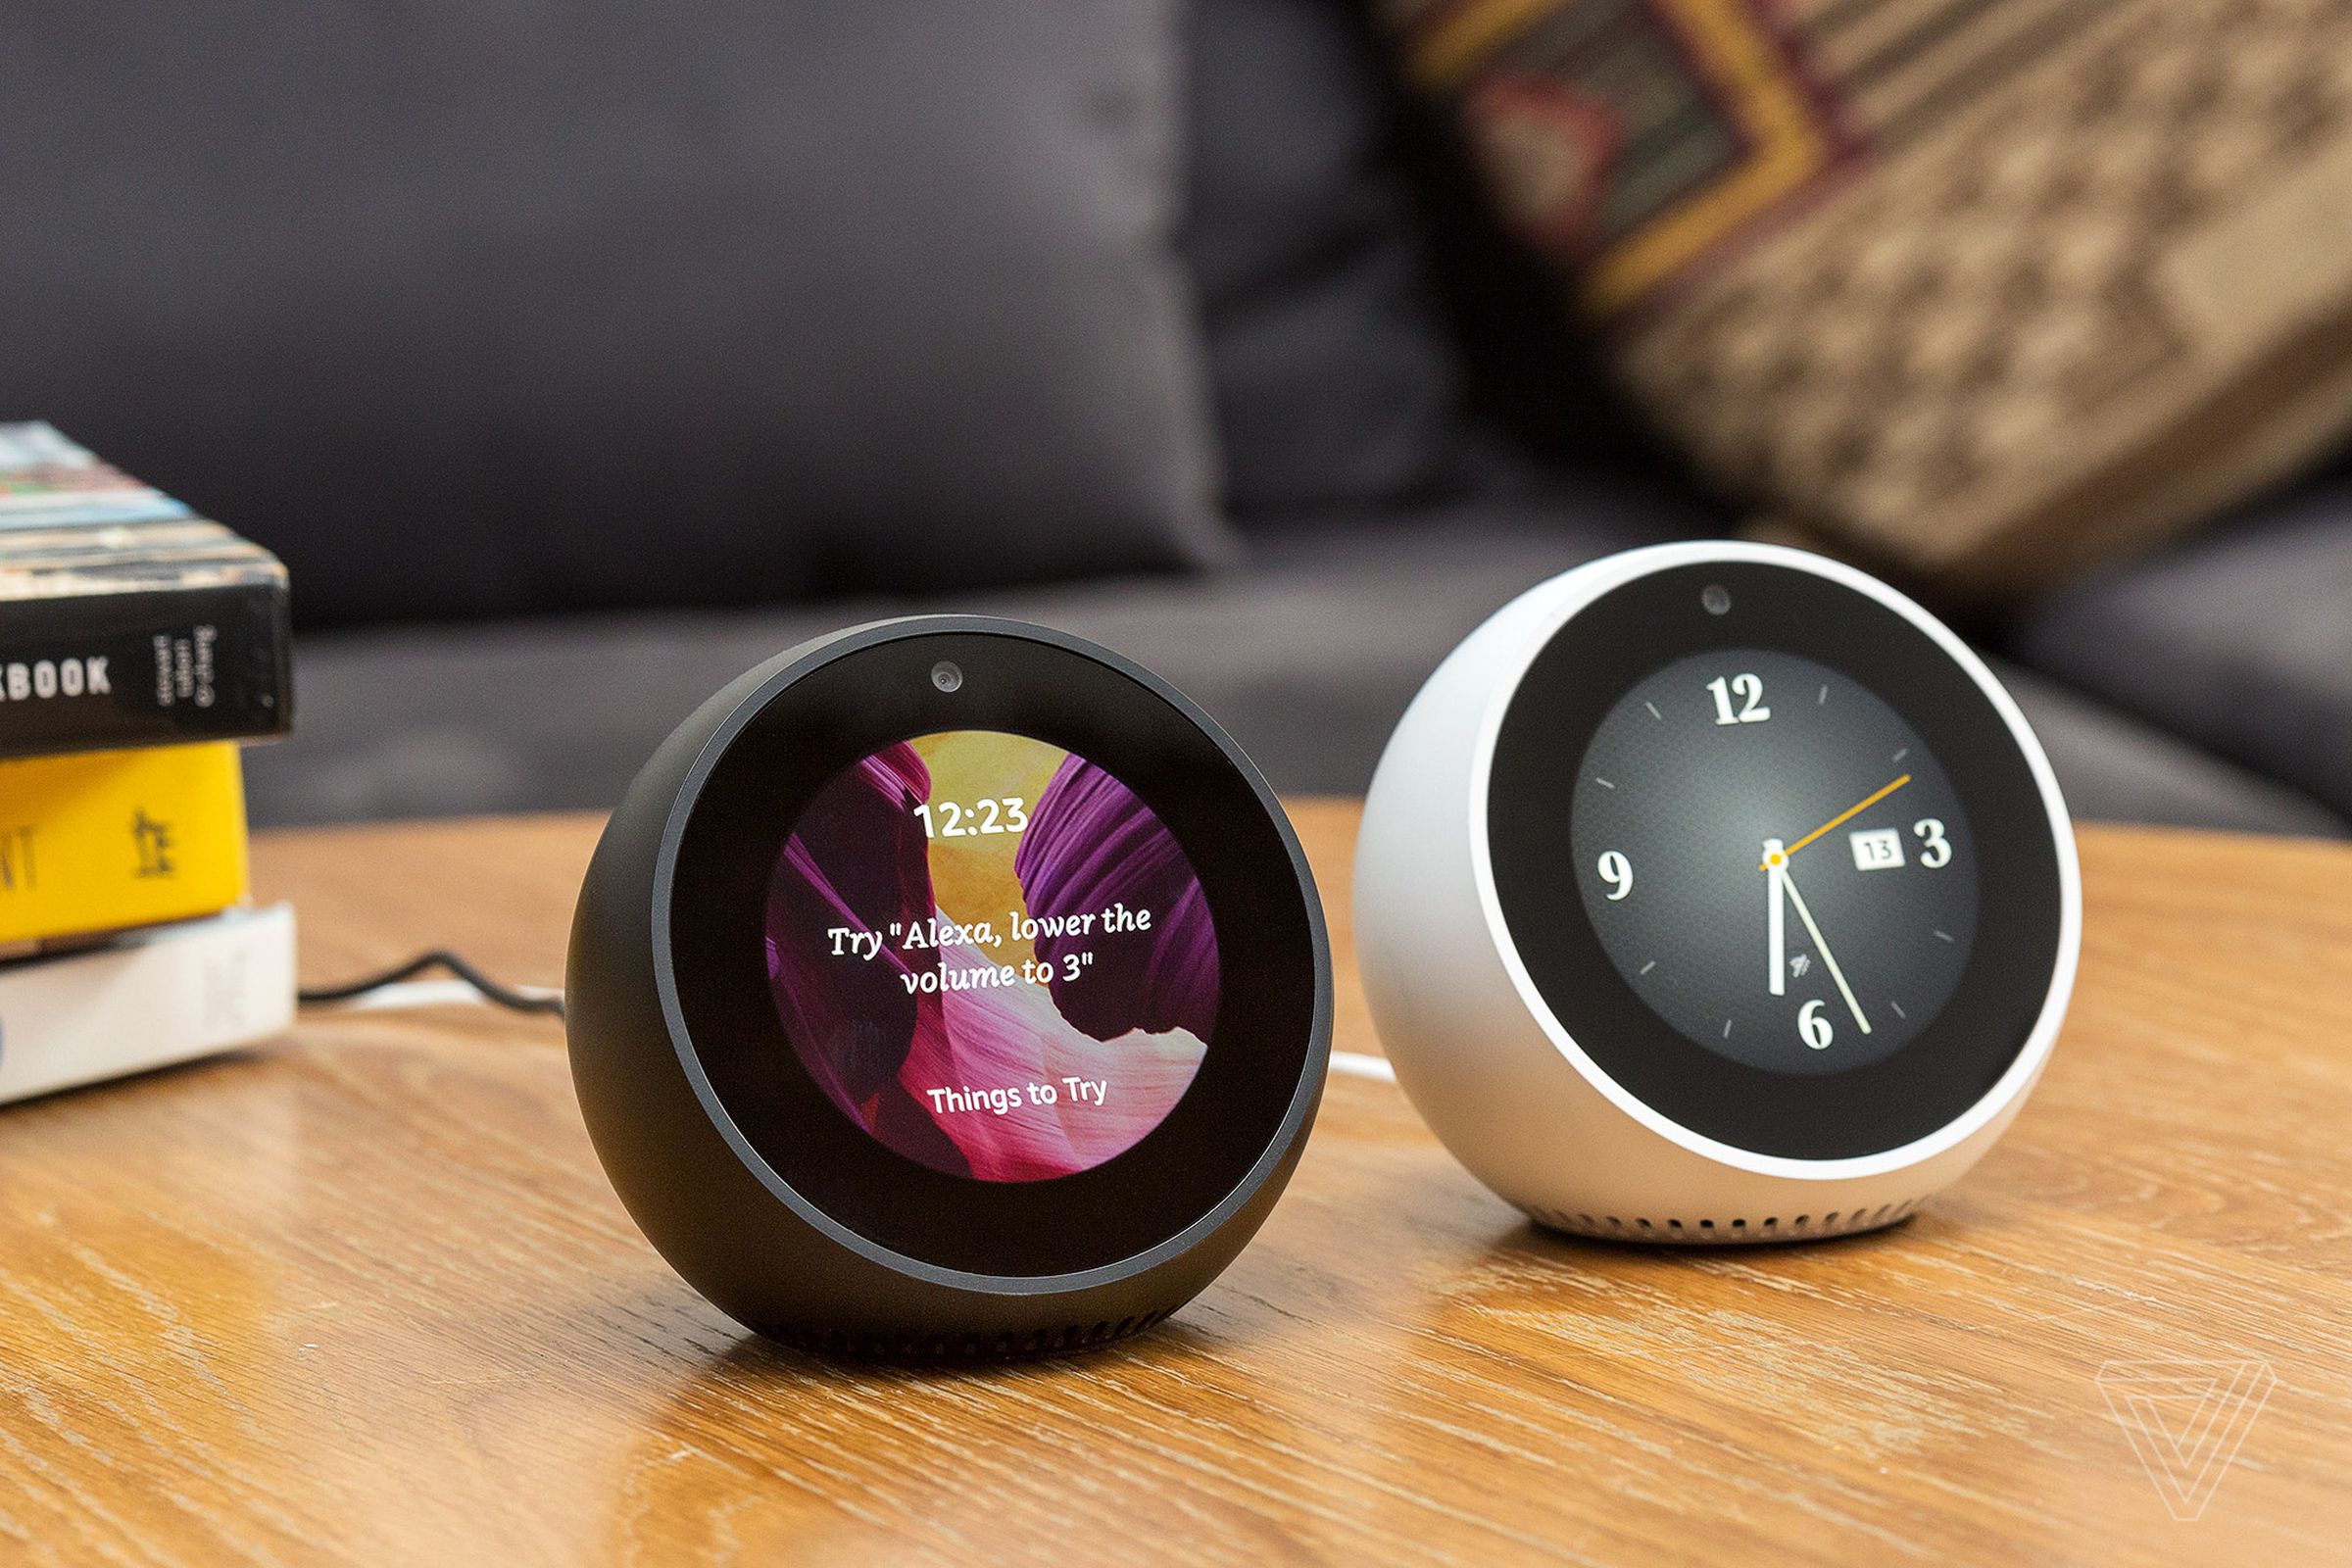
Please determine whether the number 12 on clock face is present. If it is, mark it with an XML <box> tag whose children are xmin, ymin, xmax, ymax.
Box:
<box><xmin>1707</xmin><ymin>673</ymin><xmax>1771</xmax><ymax>725</ymax></box>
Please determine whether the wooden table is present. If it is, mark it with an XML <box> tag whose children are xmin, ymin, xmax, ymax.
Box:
<box><xmin>3</xmin><ymin>807</ymin><xmax>2348</xmax><ymax>1566</ymax></box>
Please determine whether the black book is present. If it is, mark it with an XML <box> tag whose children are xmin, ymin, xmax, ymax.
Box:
<box><xmin>0</xmin><ymin>423</ymin><xmax>291</xmax><ymax>760</ymax></box>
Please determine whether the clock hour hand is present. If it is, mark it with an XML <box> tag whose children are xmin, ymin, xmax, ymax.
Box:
<box><xmin>1764</xmin><ymin>837</ymin><xmax>1788</xmax><ymax>997</ymax></box>
<box><xmin>1777</xmin><ymin>865</ymin><xmax>1871</xmax><ymax>1035</ymax></box>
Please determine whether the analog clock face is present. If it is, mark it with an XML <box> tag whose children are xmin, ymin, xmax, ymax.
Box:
<box><xmin>1569</xmin><ymin>649</ymin><xmax>1981</xmax><ymax>1075</ymax></box>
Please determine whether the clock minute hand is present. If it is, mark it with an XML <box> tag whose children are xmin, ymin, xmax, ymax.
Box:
<box><xmin>1760</xmin><ymin>772</ymin><xmax>1912</xmax><ymax>870</ymax></box>
<box><xmin>1778</xmin><ymin>867</ymin><xmax>1871</xmax><ymax>1036</ymax></box>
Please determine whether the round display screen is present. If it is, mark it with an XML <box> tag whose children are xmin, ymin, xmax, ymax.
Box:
<box><xmin>765</xmin><ymin>729</ymin><xmax>1220</xmax><ymax>1183</ymax></box>
<box><xmin>1486</xmin><ymin>559</ymin><xmax>2063</xmax><ymax>1160</ymax></box>
<box><xmin>1569</xmin><ymin>650</ymin><xmax>1980</xmax><ymax>1074</ymax></box>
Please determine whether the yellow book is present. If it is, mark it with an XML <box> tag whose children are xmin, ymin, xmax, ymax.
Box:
<box><xmin>0</xmin><ymin>744</ymin><xmax>248</xmax><ymax>946</ymax></box>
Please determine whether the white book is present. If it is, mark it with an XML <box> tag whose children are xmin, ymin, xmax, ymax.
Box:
<box><xmin>0</xmin><ymin>904</ymin><xmax>296</xmax><ymax>1106</ymax></box>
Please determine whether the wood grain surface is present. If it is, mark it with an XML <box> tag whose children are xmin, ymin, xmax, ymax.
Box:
<box><xmin>1</xmin><ymin>805</ymin><xmax>2347</xmax><ymax>1566</ymax></box>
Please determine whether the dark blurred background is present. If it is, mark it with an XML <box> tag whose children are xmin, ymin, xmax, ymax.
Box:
<box><xmin>6</xmin><ymin>0</ymin><xmax>2347</xmax><ymax>834</ymax></box>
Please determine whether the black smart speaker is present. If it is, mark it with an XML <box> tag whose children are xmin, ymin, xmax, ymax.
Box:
<box><xmin>566</xmin><ymin>616</ymin><xmax>1332</xmax><ymax>1359</ymax></box>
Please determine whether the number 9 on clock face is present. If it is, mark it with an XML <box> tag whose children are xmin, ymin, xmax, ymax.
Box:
<box><xmin>1570</xmin><ymin>649</ymin><xmax>1980</xmax><ymax>1075</ymax></box>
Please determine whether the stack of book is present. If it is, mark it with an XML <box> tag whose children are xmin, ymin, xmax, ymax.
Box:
<box><xmin>0</xmin><ymin>423</ymin><xmax>296</xmax><ymax>1105</ymax></box>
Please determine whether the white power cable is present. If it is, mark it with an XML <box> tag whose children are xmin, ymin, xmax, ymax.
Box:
<box><xmin>1328</xmin><ymin>1052</ymin><xmax>1396</xmax><ymax>1084</ymax></box>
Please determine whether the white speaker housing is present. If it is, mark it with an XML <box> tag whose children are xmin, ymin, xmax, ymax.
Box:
<box><xmin>1354</xmin><ymin>543</ymin><xmax>2081</xmax><ymax>1243</ymax></box>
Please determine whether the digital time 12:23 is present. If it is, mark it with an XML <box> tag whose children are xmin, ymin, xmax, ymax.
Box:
<box><xmin>911</xmin><ymin>797</ymin><xmax>1029</xmax><ymax>839</ymax></box>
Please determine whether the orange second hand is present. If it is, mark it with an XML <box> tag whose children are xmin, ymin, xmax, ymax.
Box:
<box><xmin>1761</xmin><ymin>773</ymin><xmax>1913</xmax><ymax>870</ymax></box>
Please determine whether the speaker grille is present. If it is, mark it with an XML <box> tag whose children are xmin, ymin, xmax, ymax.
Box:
<box><xmin>766</xmin><ymin>1305</ymin><xmax>1176</xmax><ymax>1363</ymax></box>
<box><xmin>1521</xmin><ymin>1200</ymin><xmax>1924</xmax><ymax>1245</ymax></box>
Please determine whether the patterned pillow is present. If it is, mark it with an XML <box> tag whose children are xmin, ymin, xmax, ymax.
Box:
<box><xmin>1383</xmin><ymin>0</ymin><xmax>2352</xmax><ymax>595</ymax></box>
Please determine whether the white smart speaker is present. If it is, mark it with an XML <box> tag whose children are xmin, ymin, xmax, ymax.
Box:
<box><xmin>1355</xmin><ymin>543</ymin><xmax>2081</xmax><ymax>1243</ymax></box>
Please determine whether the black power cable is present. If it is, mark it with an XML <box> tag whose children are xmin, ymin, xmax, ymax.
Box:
<box><xmin>297</xmin><ymin>950</ymin><xmax>565</xmax><ymax>1019</ymax></box>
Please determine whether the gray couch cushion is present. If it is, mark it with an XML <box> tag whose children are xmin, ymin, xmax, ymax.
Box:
<box><xmin>246</xmin><ymin>496</ymin><xmax>1679</xmax><ymax>824</ymax></box>
<box><xmin>1981</xmin><ymin>664</ymin><xmax>2343</xmax><ymax>839</ymax></box>
<box><xmin>244</xmin><ymin>502</ymin><xmax>2342</xmax><ymax>837</ymax></box>
<box><xmin>2008</xmin><ymin>480</ymin><xmax>2352</xmax><ymax>821</ymax></box>
<box><xmin>1183</xmin><ymin>0</ymin><xmax>1465</xmax><ymax>516</ymax></box>
<box><xmin>1</xmin><ymin>2</ymin><xmax>1228</xmax><ymax>627</ymax></box>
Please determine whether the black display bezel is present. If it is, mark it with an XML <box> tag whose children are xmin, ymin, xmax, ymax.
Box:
<box><xmin>662</xmin><ymin>625</ymin><xmax>1324</xmax><ymax>1278</ymax></box>
<box><xmin>1487</xmin><ymin>561</ymin><xmax>2065</xmax><ymax>1160</ymax></box>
